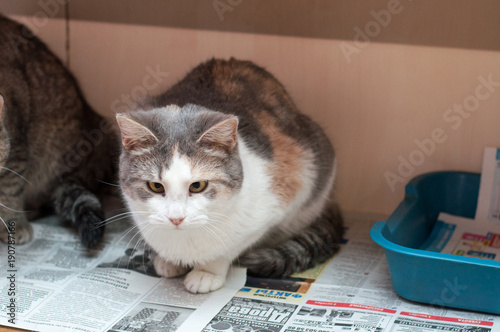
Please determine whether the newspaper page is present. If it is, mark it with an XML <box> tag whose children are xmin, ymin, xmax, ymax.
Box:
<box><xmin>194</xmin><ymin>212</ymin><xmax>500</xmax><ymax>332</ymax></box>
<box><xmin>0</xmin><ymin>207</ymin><xmax>246</xmax><ymax>332</ymax></box>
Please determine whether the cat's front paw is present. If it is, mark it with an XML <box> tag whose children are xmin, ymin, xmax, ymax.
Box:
<box><xmin>154</xmin><ymin>256</ymin><xmax>189</xmax><ymax>278</ymax></box>
<box><xmin>184</xmin><ymin>269</ymin><xmax>225</xmax><ymax>293</ymax></box>
<box><xmin>0</xmin><ymin>219</ymin><xmax>33</xmax><ymax>244</ymax></box>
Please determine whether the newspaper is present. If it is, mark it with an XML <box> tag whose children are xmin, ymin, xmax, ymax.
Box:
<box><xmin>192</xmin><ymin>213</ymin><xmax>500</xmax><ymax>332</ymax></box>
<box><xmin>0</xmin><ymin>200</ymin><xmax>246</xmax><ymax>332</ymax></box>
<box><xmin>2</xmin><ymin>212</ymin><xmax>499</xmax><ymax>332</ymax></box>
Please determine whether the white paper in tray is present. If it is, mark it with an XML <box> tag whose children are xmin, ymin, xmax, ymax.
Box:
<box><xmin>475</xmin><ymin>147</ymin><xmax>500</xmax><ymax>224</ymax></box>
<box><xmin>425</xmin><ymin>212</ymin><xmax>500</xmax><ymax>261</ymax></box>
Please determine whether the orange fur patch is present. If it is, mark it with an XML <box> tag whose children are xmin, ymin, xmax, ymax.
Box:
<box><xmin>212</xmin><ymin>61</ymin><xmax>242</xmax><ymax>98</ymax></box>
<box><xmin>256</xmin><ymin>112</ymin><xmax>304</xmax><ymax>205</ymax></box>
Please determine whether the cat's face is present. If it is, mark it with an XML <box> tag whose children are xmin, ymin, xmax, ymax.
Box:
<box><xmin>117</xmin><ymin>105</ymin><xmax>243</xmax><ymax>231</ymax></box>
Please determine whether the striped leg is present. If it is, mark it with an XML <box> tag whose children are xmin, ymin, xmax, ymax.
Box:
<box><xmin>240</xmin><ymin>203</ymin><xmax>344</xmax><ymax>277</ymax></box>
<box><xmin>0</xmin><ymin>148</ymin><xmax>32</xmax><ymax>244</ymax></box>
<box><xmin>53</xmin><ymin>180</ymin><xmax>104</xmax><ymax>248</ymax></box>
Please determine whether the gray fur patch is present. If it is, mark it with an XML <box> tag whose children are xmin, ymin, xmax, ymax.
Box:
<box><xmin>204</xmin><ymin>188</ymin><xmax>217</xmax><ymax>200</ymax></box>
<box><xmin>119</xmin><ymin>105</ymin><xmax>244</xmax><ymax>202</ymax></box>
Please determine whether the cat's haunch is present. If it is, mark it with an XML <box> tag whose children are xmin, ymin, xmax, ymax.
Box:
<box><xmin>117</xmin><ymin>58</ymin><xmax>344</xmax><ymax>293</ymax></box>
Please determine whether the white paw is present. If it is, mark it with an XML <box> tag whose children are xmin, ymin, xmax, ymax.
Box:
<box><xmin>154</xmin><ymin>256</ymin><xmax>189</xmax><ymax>278</ymax></box>
<box><xmin>184</xmin><ymin>270</ymin><xmax>225</xmax><ymax>293</ymax></box>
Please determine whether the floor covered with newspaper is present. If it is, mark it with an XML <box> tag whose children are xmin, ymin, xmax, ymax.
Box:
<box><xmin>0</xmin><ymin>205</ymin><xmax>498</xmax><ymax>332</ymax></box>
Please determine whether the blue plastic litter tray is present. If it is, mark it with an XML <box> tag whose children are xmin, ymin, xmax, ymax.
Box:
<box><xmin>370</xmin><ymin>171</ymin><xmax>500</xmax><ymax>314</ymax></box>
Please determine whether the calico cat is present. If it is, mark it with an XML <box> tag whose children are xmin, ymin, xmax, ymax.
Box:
<box><xmin>116</xmin><ymin>58</ymin><xmax>343</xmax><ymax>293</ymax></box>
<box><xmin>0</xmin><ymin>16</ymin><xmax>115</xmax><ymax>247</ymax></box>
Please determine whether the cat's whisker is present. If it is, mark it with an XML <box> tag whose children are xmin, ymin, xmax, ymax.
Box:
<box><xmin>107</xmin><ymin>210</ymin><xmax>151</xmax><ymax>219</ymax></box>
<box><xmin>0</xmin><ymin>215</ymin><xmax>11</xmax><ymax>236</ymax></box>
<box><xmin>188</xmin><ymin>216</ymin><xmax>236</xmax><ymax>234</ymax></box>
<box><xmin>102</xmin><ymin>207</ymin><xmax>136</xmax><ymax>219</ymax></box>
<box><xmin>1</xmin><ymin>166</ymin><xmax>33</xmax><ymax>186</ymax></box>
<box><xmin>95</xmin><ymin>213</ymin><xmax>137</xmax><ymax>228</ymax></box>
<box><xmin>96</xmin><ymin>212</ymin><xmax>137</xmax><ymax>225</ymax></box>
<box><xmin>204</xmin><ymin>218</ymin><xmax>242</xmax><ymax>267</ymax></box>
<box><xmin>94</xmin><ymin>211</ymin><xmax>150</xmax><ymax>228</ymax></box>
<box><xmin>96</xmin><ymin>179</ymin><xmax>120</xmax><ymax>187</ymax></box>
<box><xmin>201</xmin><ymin>224</ymin><xmax>234</xmax><ymax>264</ymax></box>
<box><xmin>207</xmin><ymin>230</ymin><xmax>237</xmax><ymax>267</ymax></box>
<box><xmin>115</xmin><ymin>223</ymin><xmax>151</xmax><ymax>268</ymax></box>
<box><xmin>205</xmin><ymin>221</ymin><xmax>238</xmax><ymax>254</ymax></box>
<box><xmin>206</xmin><ymin>212</ymin><xmax>233</xmax><ymax>222</ymax></box>
<box><xmin>0</xmin><ymin>202</ymin><xmax>27</xmax><ymax>213</ymax></box>
<box><xmin>194</xmin><ymin>211</ymin><xmax>232</xmax><ymax>226</ymax></box>
<box><xmin>206</xmin><ymin>215</ymin><xmax>239</xmax><ymax>232</ymax></box>
<box><xmin>120</xmin><ymin>235</ymin><xmax>143</xmax><ymax>270</ymax></box>
<box><xmin>93</xmin><ymin>215</ymin><xmax>133</xmax><ymax>230</ymax></box>
<box><xmin>104</xmin><ymin>220</ymin><xmax>149</xmax><ymax>252</ymax></box>
<box><xmin>140</xmin><ymin>239</ymin><xmax>153</xmax><ymax>277</ymax></box>
<box><xmin>201</xmin><ymin>216</ymin><xmax>239</xmax><ymax>251</ymax></box>
<box><xmin>126</xmin><ymin>230</ymin><xmax>150</xmax><ymax>271</ymax></box>
<box><xmin>108</xmin><ymin>207</ymin><xmax>132</xmax><ymax>213</ymax></box>
<box><xmin>135</xmin><ymin>224</ymin><xmax>163</xmax><ymax>275</ymax></box>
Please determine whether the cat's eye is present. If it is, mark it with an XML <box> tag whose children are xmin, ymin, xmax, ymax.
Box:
<box><xmin>189</xmin><ymin>181</ymin><xmax>208</xmax><ymax>193</ymax></box>
<box><xmin>148</xmin><ymin>181</ymin><xmax>164</xmax><ymax>193</ymax></box>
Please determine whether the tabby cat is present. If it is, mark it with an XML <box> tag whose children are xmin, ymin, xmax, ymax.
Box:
<box><xmin>0</xmin><ymin>15</ymin><xmax>115</xmax><ymax>247</ymax></box>
<box><xmin>116</xmin><ymin>58</ymin><xmax>343</xmax><ymax>293</ymax></box>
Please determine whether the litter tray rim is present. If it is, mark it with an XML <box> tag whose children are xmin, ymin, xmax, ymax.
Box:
<box><xmin>370</xmin><ymin>221</ymin><xmax>500</xmax><ymax>269</ymax></box>
<box><xmin>371</xmin><ymin>170</ymin><xmax>500</xmax><ymax>268</ymax></box>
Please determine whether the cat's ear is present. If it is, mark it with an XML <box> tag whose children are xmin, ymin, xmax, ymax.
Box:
<box><xmin>197</xmin><ymin>117</ymin><xmax>239</xmax><ymax>151</ymax></box>
<box><xmin>116</xmin><ymin>114</ymin><xmax>158</xmax><ymax>151</ymax></box>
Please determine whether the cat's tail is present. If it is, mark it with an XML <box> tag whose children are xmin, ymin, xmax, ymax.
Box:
<box><xmin>240</xmin><ymin>203</ymin><xmax>344</xmax><ymax>278</ymax></box>
<box><xmin>53</xmin><ymin>180</ymin><xmax>105</xmax><ymax>248</ymax></box>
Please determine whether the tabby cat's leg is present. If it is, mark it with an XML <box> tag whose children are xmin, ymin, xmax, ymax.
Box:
<box><xmin>53</xmin><ymin>180</ymin><xmax>104</xmax><ymax>248</ymax></box>
<box><xmin>0</xmin><ymin>170</ymin><xmax>32</xmax><ymax>244</ymax></box>
<box><xmin>184</xmin><ymin>257</ymin><xmax>230</xmax><ymax>293</ymax></box>
<box><xmin>240</xmin><ymin>203</ymin><xmax>344</xmax><ymax>277</ymax></box>
<box><xmin>0</xmin><ymin>206</ymin><xmax>32</xmax><ymax>244</ymax></box>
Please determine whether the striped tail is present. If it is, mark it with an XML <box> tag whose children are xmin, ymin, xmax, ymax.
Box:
<box><xmin>53</xmin><ymin>180</ymin><xmax>105</xmax><ymax>248</ymax></box>
<box><xmin>240</xmin><ymin>203</ymin><xmax>344</xmax><ymax>277</ymax></box>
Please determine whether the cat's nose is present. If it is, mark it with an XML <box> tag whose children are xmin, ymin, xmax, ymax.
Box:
<box><xmin>169</xmin><ymin>217</ymin><xmax>184</xmax><ymax>226</ymax></box>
